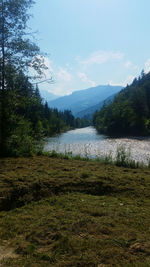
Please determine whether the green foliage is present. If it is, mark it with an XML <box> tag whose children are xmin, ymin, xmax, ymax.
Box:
<box><xmin>0</xmin><ymin>0</ymin><xmax>42</xmax><ymax>74</ymax></box>
<box><xmin>0</xmin><ymin>0</ymin><xmax>44</xmax><ymax>156</ymax></box>
<box><xmin>93</xmin><ymin>71</ymin><xmax>150</xmax><ymax>136</ymax></box>
<box><xmin>5</xmin><ymin>118</ymin><xmax>35</xmax><ymax>157</ymax></box>
<box><xmin>115</xmin><ymin>146</ymin><xmax>139</xmax><ymax>168</ymax></box>
<box><xmin>75</xmin><ymin>116</ymin><xmax>91</xmax><ymax>128</ymax></box>
<box><xmin>59</xmin><ymin>110</ymin><xmax>91</xmax><ymax>129</ymax></box>
<box><xmin>0</xmin><ymin>65</ymin><xmax>81</xmax><ymax>157</ymax></box>
<box><xmin>115</xmin><ymin>146</ymin><xmax>130</xmax><ymax>167</ymax></box>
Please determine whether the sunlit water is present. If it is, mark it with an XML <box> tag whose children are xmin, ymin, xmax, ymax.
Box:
<box><xmin>44</xmin><ymin>126</ymin><xmax>150</xmax><ymax>164</ymax></box>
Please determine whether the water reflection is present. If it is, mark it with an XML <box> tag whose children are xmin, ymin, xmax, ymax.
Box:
<box><xmin>44</xmin><ymin>127</ymin><xmax>150</xmax><ymax>164</ymax></box>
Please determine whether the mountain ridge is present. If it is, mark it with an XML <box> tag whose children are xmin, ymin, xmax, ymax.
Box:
<box><xmin>48</xmin><ymin>85</ymin><xmax>122</xmax><ymax>116</ymax></box>
<box><xmin>40</xmin><ymin>90</ymin><xmax>60</xmax><ymax>102</ymax></box>
<box><xmin>76</xmin><ymin>94</ymin><xmax>116</xmax><ymax>119</ymax></box>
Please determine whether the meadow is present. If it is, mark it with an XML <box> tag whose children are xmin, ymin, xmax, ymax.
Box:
<box><xmin>0</xmin><ymin>156</ymin><xmax>150</xmax><ymax>266</ymax></box>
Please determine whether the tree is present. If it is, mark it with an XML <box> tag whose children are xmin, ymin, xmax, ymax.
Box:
<box><xmin>0</xmin><ymin>0</ymin><xmax>46</xmax><ymax>74</ymax></box>
<box><xmin>0</xmin><ymin>0</ymin><xmax>88</xmax><ymax>157</ymax></box>
<box><xmin>0</xmin><ymin>0</ymin><xmax>46</xmax><ymax>156</ymax></box>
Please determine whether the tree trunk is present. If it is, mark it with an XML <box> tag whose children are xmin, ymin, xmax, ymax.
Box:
<box><xmin>0</xmin><ymin>0</ymin><xmax>5</xmax><ymax>157</ymax></box>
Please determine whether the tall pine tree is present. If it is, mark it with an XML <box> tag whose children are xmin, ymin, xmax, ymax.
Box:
<box><xmin>0</xmin><ymin>0</ymin><xmax>45</xmax><ymax>156</ymax></box>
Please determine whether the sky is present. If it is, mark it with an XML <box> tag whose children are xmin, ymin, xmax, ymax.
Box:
<box><xmin>29</xmin><ymin>0</ymin><xmax>150</xmax><ymax>96</ymax></box>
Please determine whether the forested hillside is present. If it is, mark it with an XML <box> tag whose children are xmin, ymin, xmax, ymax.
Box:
<box><xmin>0</xmin><ymin>63</ymin><xmax>85</xmax><ymax>156</ymax></box>
<box><xmin>76</xmin><ymin>93</ymin><xmax>116</xmax><ymax>119</ymax></box>
<box><xmin>93</xmin><ymin>71</ymin><xmax>150</xmax><ymax>136</ymax></box>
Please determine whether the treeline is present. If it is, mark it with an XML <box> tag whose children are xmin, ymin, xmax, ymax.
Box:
<box><xmin>0</xmin><ymin>64</ymin><xmax>88</xmax><ymax>156</ymax></box>
<box><xmin>59</xmin><ymin>110</ymin><xmax>90</xmax><ymax>129</ymax></box>
<box><xmin>93</xmin><ymin>71</ymin><xmax>150</xmax><ymax>136</ymax></box>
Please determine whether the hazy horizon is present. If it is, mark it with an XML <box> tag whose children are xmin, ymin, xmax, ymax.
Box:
<box><xmin>40</xmin><ymin>83</ymin><xmax>123</xmax><ymax>97</ymax></box>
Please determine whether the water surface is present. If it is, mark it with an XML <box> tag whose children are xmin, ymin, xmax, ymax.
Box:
<box><xmin>44</xmin><ymin>126</ymin><xmax>150</xmax><ymax>164</ymax></box>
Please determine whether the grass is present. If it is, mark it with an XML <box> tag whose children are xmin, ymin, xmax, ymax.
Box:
<box><xmin>0</xmin><ymin>156</ymin><xmax>150</xmax><ymax>266</ymax></box>
<box><xmin>42</xmin><ymin>146</ymin><xmax>147</xmax><ymax>169</ymax></box>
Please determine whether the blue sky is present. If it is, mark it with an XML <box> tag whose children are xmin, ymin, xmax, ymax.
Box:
<box><xmin>29</xmin><ymin>0</ymin><xmax>150</xmax><ymax>96</ymax></box>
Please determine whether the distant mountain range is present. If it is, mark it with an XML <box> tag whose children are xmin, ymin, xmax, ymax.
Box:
<box><xmin>40</xmin><ymin>90</ymin><xmax>60</xmax><ymax>102</ymax></box>
<box><xmin>76</xmin><ymin>94</ymin><xmax>116</xmax><ymax>119</ymax></box>
<box><xmin>48</xmin><ymin>85</ymin><xmax>122</xmax><ymax>117</ymax></box>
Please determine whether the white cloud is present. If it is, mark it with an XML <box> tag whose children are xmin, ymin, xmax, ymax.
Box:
<box><xmin>44</xmin><ymin>68</ymin><xmax>73</xmax><ymax>96</ymax></box>
<box><xmin>145</xmin><ymin>59</ymin><xmax>150</xmax><ymax>74</ymax></box>
<box><xmin>78</xmin><ymin>72</ymin><xmax>96</xmax><ymax>87</ymax></box>
<box><xmin>124</xmin><ymin>61</ymin><xmax>132</xmax><ymax>68</ymax></box>
<box><xmin>124</xmin><ymin>60</ymin><xmax>139</xmax><ymax>71</ymax></box>
<box><xmin>123</xmin><ymin>75</ymin><xmax>135</xmax><ymax>86</ymax></box>
<box><xmin>57</xmin><ymin>68</ymin><xmax>72</xmax><ymax>82</ymax></box>
<box><xmin>109</xmin><ymin>75</ymin><xmax>135</xmax><ymax>87</ymax></box>
<box><xmin>77</xmin><ymin>50</ymin><xmax>124</xmax><ymax>66</ymax></box>
<box><xmin>51</xmin><ymin>85</ymin><xmax>72</xmax><ymax>96</ymax></box>
<box><xmin>124</xmin><ymin>75</ymin><xmax>135</xmax><ymax>85</ymax></box>
<box><xmin>43</xmin><ymin>57</ymin><xmax>53</xmax><ymax>72</ymax></box>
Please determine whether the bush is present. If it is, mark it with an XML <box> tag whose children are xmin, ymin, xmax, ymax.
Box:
<box><xmin>5</xmin><ymin>118</ymin><xmax>35</xmax><ymax>157</ymax></box>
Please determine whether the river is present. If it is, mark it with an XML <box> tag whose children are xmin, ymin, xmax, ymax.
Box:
<box><xmin>44</xmin><ymin>126</ymin><xmax>150</xmax><ymax>164</ymax></box>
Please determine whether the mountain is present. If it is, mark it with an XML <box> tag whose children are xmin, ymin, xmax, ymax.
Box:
<box><xmin>93</xmin><ymin>72</ymin><xmax>150</xmax><ymax>136</ymax></box>
<box><xmin>48</xmin><ymin>85</ymin><xmax>122</xmax><ymax>116</ymax></box>
<box><xmin>40</xmin><ymin>90</ymin><xmax>60</xmax><ymax>102</ymax></box>
<box><xmin>76</xmin><ymin>94</ymin><xmax>116</xmax><ymax>119</ymax></box>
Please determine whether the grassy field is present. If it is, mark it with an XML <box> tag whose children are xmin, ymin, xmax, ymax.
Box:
<box><xmin>0</xmin><ymin>156</ymin><xmax>150</xmax><ymax>266</ymax></box>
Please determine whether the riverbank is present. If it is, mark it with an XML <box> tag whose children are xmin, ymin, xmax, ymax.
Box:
<box><xmin>44</xmin><ymin>126</ymin><xmax>150</xmax><ymax>165</ymax></box>
<box><xmin>1</xmin><ymin>156</ymin><xmax>150</xmax><ymax>266</ymax></box>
